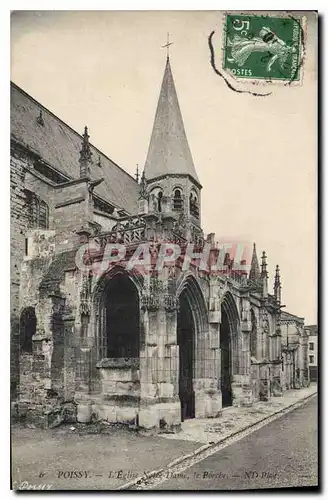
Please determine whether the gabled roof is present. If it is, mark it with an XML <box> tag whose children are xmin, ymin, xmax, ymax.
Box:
<box><xmin>144</xmin><ymin>57</ymin><xmax>200</xmax><ymax>185</ymax></box>
<box><xmin>10</xmin><ymin>82</ymin><xmax>139</xmax><ymax>214</ymax></box>
<box><xmin>281</xmin><ymin>311</ymin><xmax>304</xmax><ymax>324</ymax></box>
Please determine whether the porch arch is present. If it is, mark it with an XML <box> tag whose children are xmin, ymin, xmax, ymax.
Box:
<box><xmin>93</xmin><ymin>266</ymin><xmax>143</xmax><ymax>360</ymax></box>
<box><xmin>177</xmin><ymin>275</ymin><xmax>208</xmax><ymax>344</ymax></box>
<box><xmin>176</xmin><ymin>275</ymin><xmax>208</xmax><ymax>420</ymax></box>
<box><xmin>220</xmin><ymin>291</ymin><xmax>240</xmax><ymax>407</ymax></box>
<box><xmin>220</xmin><ymin>292</ymin><xmax>240</xmax><ymax>371</ymax></box>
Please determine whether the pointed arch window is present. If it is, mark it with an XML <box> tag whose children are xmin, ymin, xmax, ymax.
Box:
<box><xmin>97</xmin><ymin>274</ymin><xmax>140</xmax><ymax>360</ymax></box>
<box><xmin>189</xmin><ymin>192</ymin><xmax>199</xmax><ymax>218</ymax></box>
<box><xmin>173</xmin><ymin>189</ymin><xmax>183</xmax><ymax>211</ymax></box>
<box><xmin>149</xmin><ymin>187</ymin><xmax>164</xmax><ymax>213</ymax></box>
<box><xmin>157</xmin><ymin>191</ymin><xmax>163</xmax><ymax>212</ymax></box>
<box><xmin>25</xmin><ymin>190</ymin><xmax>49</xmax><ymax>229</ymax></box>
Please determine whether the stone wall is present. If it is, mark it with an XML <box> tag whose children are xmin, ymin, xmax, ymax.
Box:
<box><xmin>146</xmin><ymin>174</ymin><xmax>201</xmax><ymax>226</ymax></box>
<box><xmin>19</xmin><ymin>230</ymin><xmax>56</xmax><ymax>406</ymax></box>
<box><xmin>89</xmin><ymin>359</ymin><xmax>140</xmax><ymax>424</ymax></box>
<box><xmin>10</xmin><ymin>149</ymin><xmax>33</xmax><ymax>397</ymax></box>
<box><xmin>10</xmin><ymin>141</ymin><xmax>97</xmax><ymax>402</ymax></box>
<box><xmin>93</xmin><ymin>212</ymin><xmax>117</xmax><ymax>232</ymax></box>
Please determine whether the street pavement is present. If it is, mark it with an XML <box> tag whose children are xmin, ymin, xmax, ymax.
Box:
<box><xmin>153</xmin><ymin>396</ymin><xmax>318</xmax><ymax>490</ymax></box>
<box><xmin>11</xmin><ymin>423</ymin><xmax>199</xmax><ymax>490</ymax></box>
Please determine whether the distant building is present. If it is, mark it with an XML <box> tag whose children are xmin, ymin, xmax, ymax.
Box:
<box><xmin>280</xmin><ymin>312</ymin><xmax>310</xmax><ymax>390</ymax></box>
<box><xmin>306</xmin><ymin>325</ymin><xmax>318</xmax><ymax>382</ymax></box>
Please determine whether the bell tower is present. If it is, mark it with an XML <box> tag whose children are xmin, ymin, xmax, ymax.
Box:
<box><xmin>143</xmin><ymin>54</ymin><xmax>202</xmax><ymax>235</ymax></box>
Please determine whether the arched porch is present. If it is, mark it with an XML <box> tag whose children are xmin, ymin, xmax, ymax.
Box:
<box><xmin>220</xmin><ymin>292</ymin><xmax>242</xmax><ymax>407</ymax></box>
<box><xmin>96</xmin><ymin>272</ymin><xmax>141</xmax><ymax>360</ymax></box>
<box><xmin>177</xmin><ymin>275</ymin><xmax>221</xmax><ymax>420</ymax></box>
<box><xmin>76</xmin><ymin>267</ymin><xmax>143</xmax><ymax>424</ymax></box>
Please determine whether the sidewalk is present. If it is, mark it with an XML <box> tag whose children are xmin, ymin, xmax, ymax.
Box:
<box><xmin>11</xmin><ymin>384</ymin><xmax>317</xmax><ymax>490</ymax></box>
<box><xmin>160</xmin><ymin>384</ymin><xmax>317</xmax><ymax>445</ymax></box>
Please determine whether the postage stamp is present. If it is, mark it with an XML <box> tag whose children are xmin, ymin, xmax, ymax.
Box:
<box><xmin>222</xmin><ymin>13</ymin><xmax>303</xmax><ymax>82</ymax></box>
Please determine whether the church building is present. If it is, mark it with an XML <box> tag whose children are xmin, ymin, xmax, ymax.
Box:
<box><xmin>10</xmin><ymin>55</ymin><xmax>310</xmax><ymax>429</ymax></box>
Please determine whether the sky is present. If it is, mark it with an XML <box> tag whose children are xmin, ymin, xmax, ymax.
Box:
<box><xmin>10</xmin><ymin>10</ymin><xmax>317</xmax><ymax>324</ymax></box>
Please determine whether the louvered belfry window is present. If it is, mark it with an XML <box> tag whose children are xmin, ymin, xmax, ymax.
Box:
<box><xmin>25</xmin><ymin>190</ymin><xmax>49</xmax><ymax>229</ymax></box>
<box><xmin>189</xmin><ymin>192</ymin><xmax>199</xmax><ymax>218</ymax></box>
<box><xmin>173</xmin><ymin>189</ymin><xmax>183</xmax><ymax>210</ymax></box>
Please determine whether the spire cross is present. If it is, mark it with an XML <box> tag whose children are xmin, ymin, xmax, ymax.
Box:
<box><xmin>162</xmin><ymin>32</ymin><xmax>174</xmax><ymax>58</ymax></box>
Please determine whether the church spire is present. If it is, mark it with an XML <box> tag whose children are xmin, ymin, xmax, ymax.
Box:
<box><xmin>79</xmin><ymin>126</ymin><xmax>92</xmax><ymax>178</ymax></box>
<box><xmin>249</xmin><ymin>243</ymin><xmax>260</xmax><ymax>282</ymax></box>
<box><xmin>261</xmin><ymin>250</ymin><xmax>269</xmax><ymax>298</ymax></box>
<box><xmin>274</xmin><ymin>265</ymin><xmax>282</xmax><ymax>303</ymax></box>
<box><xmin>144</xmin><ymin>57</ymin><xmax>200</xmax><ymax>184</ymax></box>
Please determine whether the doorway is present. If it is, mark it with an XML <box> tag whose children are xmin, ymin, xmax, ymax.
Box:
<box><xmin>19</xmin><ymin>307</ymin><xmax>36</xmax><ymax>354</ymax></box>
<box><xmin>220</xmin><ymin>308</ymin><xmax>232</xmax><ymax>407</ymax></box>
<box><xmin>177</xmin><ymin>290</ymin><xmax>195</xmax><ymax>421</ymax></box>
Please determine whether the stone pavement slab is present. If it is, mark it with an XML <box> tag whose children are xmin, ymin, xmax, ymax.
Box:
<box><xmin>159</xmin><ymin>384</ymin><xmax>318</xmax><ymax>444</ymax></box>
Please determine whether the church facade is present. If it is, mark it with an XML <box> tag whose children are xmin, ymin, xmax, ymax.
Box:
<box><xmin>11</xmin><ymin>57</ymin><xmax>310</xmax><ymax>430</ymax></box>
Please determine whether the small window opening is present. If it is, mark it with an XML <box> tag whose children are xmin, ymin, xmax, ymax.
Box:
<box><xmin>189</xmin><ymin>193</ymin><xmax>199</xmax><ymax>218</ymax></box>
<box><xmin>173</xmin><ymin>189</ymin><xmax>183</xmax><ymax>211</ymax></box>
<box><xmin>158</xmin><ymin>191</ymin><xmax>163</xmax><ymax>212</ymax></box>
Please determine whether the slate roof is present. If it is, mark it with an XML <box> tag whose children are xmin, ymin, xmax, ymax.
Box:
<box><xmin>39</xmin><ymin>249</ymin><xmax>77</xmax><ymax>295</ymax></box>
<box><xmin>10</xmin><ymin>82</ymin><xmax>139</xmax><ymax>214</ymax></box>
<box><xmin>144</xmin><ymin>57</ymin><xmax>200</xmax><ymax>185</ymax></box>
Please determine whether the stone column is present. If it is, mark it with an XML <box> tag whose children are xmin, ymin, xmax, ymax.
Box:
<box><xmin>74</xmin><ymin>307</ymin><xmax>95</xmax><ymax>424</ymax></box>
<box><xmin>230</xmin><ymin>325</ymin><xmax>246</xmax><ymax>407</ymax></box>
<box><xmin>160</xmin><ymin>299</ymin><xmax>181</xmax><ymax>426</ymax></box>
<box><xmin>202</xmin><ymin>279</ymin><xmax>222</xmax><ymax>416</ymax></box>
<box><xmin>294</xmin><ymin>346</ymin><xmax>301</xmax><ymax>389</ymax></box>
<box><xmin>237</xmin><ymin>298</ymin><xmax>252</xmax><ymax>406</ymax></box>
<box><xmin>259</xmin><ymin>363</ymin><xmax>270</xmax><ymax>401</ymax></box>
<box><xmin>138</xmin><ymin>275</ymin><xmax>180</xmax><ymax>431</ymax></box>
<box><xmin>301</xmin><ymin>333</ymin><xmax>310</xmax><ymax>387</ymax></box>
<box><xmin>195</xmin><ymin>319</ymin><xmax>221</xmax><ymax>418</ymax></box>
<box><xmin>138</xmin><ymin>304</ymin><xmax>159</xmax><ymax>428</ymax></box>
<box><xmin>270</xmin><ymin>314</ymin><xmax>283</xmax><ymax>396</ymax></box>
<box><xmin>74</xmin><ymin>315</ymin><xmax>96</xmax><ymax>423</ymax></box>
<box><xmin>63</xmin><ymin>313</ymin><xmax>76</xmax><ymax>401</ymax></box>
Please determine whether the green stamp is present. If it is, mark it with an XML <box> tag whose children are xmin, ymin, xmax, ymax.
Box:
<box><xmin>223</xmin><ymin>13</ymin><xmax>303</xmax><ymax>81</ymax></box>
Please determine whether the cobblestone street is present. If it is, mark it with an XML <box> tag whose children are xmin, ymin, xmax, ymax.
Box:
<box><xmin>153</xmin><ymin>396</ymin><xmax>318</xmax><ymax>490</ymax></box>
<box><xmin>160</xmin><ymin>384</ymin><xmax>317</xmax><ymax>444</ymax></box>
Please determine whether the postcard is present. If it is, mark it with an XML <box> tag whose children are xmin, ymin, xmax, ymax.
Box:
<box><xmin>10</xmin><ymin>10</ymin><xmax>318</xmax><ymax>491</ymax></box>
